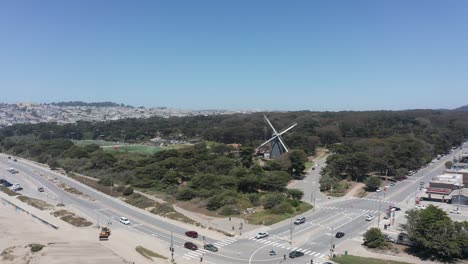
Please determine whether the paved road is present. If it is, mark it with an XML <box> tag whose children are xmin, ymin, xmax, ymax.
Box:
<box><xmin>0</xmin><ymin>147</ymin><xmax>463</xmax><ymax>264</ymax></box>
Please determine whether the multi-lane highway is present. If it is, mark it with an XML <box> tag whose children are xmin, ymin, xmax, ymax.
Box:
<box><xmin>0</xmin><ymin>147</ymin><xmax>463</xmax><ymax>264</ymax></box>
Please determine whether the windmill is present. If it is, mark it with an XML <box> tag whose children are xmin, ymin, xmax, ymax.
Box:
<box><xmin>258</xmin><ymin>115</ymin><xmax>297</xmax><ymax>159</ymax></box>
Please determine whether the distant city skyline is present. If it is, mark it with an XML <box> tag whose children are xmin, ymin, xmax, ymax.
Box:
<box><xmin>1</xmin><ymin>1</ymin><xmax>467</xmax><ymax>111</ymax></box>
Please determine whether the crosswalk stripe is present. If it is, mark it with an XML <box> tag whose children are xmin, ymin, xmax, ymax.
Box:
<box><xmin>304</xmin><ymin>250</ymin><xmax>311</xmax><ymax>254</ymax></box>
<box><xmin>313</xmin><ymin>252</ymin><xmax>321</xmax><ymax>257</ymax></box>
<box><xmin>309</xmin><ymin>251</ymin><xmax>316</xmax><ymax>256</ymax></box>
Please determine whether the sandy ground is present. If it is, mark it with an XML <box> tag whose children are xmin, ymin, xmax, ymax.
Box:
<box><xmin>0</xmin><ymin>192</ymin><xmax>180</xmax><ymax>264</ymax></box>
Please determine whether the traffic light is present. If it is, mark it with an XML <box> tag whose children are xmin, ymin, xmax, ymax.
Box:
<box><xmin>283</xmin><ymin>254</ymin><xmax>286</xmax><ymax>260</ymax></box>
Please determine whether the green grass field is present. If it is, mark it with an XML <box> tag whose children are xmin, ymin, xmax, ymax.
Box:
<box><xmin>72</xmin><ymin>139</ymin><xmax>117</xmax><ymax>147</ymax></box>
<box><xmin>102</xmin><ymin>145</ymin><xmax>167</xmax><ymax>154</ymax></box>
<box><xmin>73</xmin><ymin>139</ymin><xmax>191</xmax><ymax>154</ymax></box>
<box><xmin>333</xmin><ymin>255</ymin><xmax>411</xmax><ymax>264</ymax></box>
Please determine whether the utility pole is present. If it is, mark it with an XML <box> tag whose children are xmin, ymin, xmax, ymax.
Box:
<box><xmin>289</xmin><ymin>218</ymin><xmax>293</xmax><ymax>245</ymax></box>
<box><xmin>170</xmin><ymin>230</ymin><xmax>174</xmax><ymax>261</ymax></box>
<box><xmin>377</xmin><ymin>194</ymin><xmax>382</xmax><ymax>228</ymax></box>
<box><xmin>313</xmin><ymin>189</ymin><xmax>316</xmax><ymax>211</ymax></box>
<box><xmin>458</xmin><ymin>170</ymin><xmax>462</xmax><ymax>210</ymax></box>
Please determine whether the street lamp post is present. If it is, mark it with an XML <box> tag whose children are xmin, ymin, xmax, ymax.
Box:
<box><xmin>329</xmin><ymin>226</ymin><xmax>334</xmax><ymax>258</ymax></box>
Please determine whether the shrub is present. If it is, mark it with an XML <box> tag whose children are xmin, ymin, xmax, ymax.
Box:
<box><xmin>206</xmin><ymin>196</ymin><xmax>224</xmax><ymax>210</ymax></box>
<box><xmin>271</xmin><ymin>201</ymin><xmax>293</xmax><ymax>214</ymax></box>
<box><xmin>176</xmin><ymin>188</ymin><xmax>197</xmax><ymax>201</ymax></box>
<box><xmin>287</xmin><ymin>189</ymin><xmax>304</xmax><ymax>200</ymax></box>
<box><xmin>98</xmin><ymin>177</ymin><xmax>112</xmax><ymax>186</ymax></box>
<box><xmin>247</xmin><ymin>193</ymin><xmax>261</xmax><ymax>206</ymax></box>
<box><xmin>261</xmin><ymin>193</ymin><xmax>285</xmax><ymax>209</ymax></box>
<box><xmin>288</xmin><ymin>199</ymin><xmax>300</xmax><ymax>207</ymax></box>
<box><xmin>29</xmin><ymin>243</ymin><xmax>45</xmax><ymax>252</ymax></box>
<box><xmin>123</xmin><ymin>186</ymin><xmax>134</xmax><ymax>196</ymax></box>
<box><xmin>219</xmin><ymin>205</ymin><xmax>235</xmax><ymax>216</ymax></box>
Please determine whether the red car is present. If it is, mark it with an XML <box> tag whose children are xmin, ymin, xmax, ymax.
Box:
<box><xmin>184</xmin><ymin>242</ymin><xmax>198</xmax><ymax>250</ymax></box>
<box><xmin>185</xmin><ymin>231</ymin><xmax>198</xmax><ymax>238</ymax></box>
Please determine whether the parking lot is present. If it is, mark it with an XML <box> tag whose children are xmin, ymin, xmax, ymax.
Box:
<box><xmin>1</xmin><ymin>160</ymin><xmax>59</xmax><ymax>204</ymax></box>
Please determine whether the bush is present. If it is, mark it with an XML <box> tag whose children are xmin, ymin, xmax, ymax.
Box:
<box><xmin>29</xmin><ymin>243</ymin><xmax>45</xmax><ymax>252</ymax></box>
<box><xmin>98</xmin><ymin>177</ymin><xmax>112</xmax><ymax>186</ymax></box>
<box><xmin>247</xmin><ymin>193</ymin><xmax>261</xmax><ymax>206</ymax></box>
<box><xmin>288</xmin><ymin>199</ymin><xmax>300</xmax><ymax>207</ymax></box>
<box><xmin>287</xmin><ymin>189</ymin><xmax>304</xmax><ymax>200</ymax></box>
<box><xmin>271</xmin><ymin>201</ymin><xmax>293</xmax><ymax>214</ymax></box>
<box><xmin>261</xmin><ymin>193</ymin><xmax>285</xmax><ymax>209</ymax></box>
<box><xmin>114</xmin><ymin>185</ymin><xmax>124</xmax><ymax>193</ymax></box>
<box><xmin>176</xmin><ymin>188</ymin><xmax>197</xmax><ymax>201</ymax></box>
<box><xmin>123</xmin><ymin>186</ymin><xmax>134</xmax><ymax>196</ymax></box>
<box><xmin>219</xmin><ymin>205</ymin><xmax>235</xmax><ymax>216</ymax></box>
<box><xmin>206</xmin><ymin>196</ymin><xmax>224</xmax><ymax>210</ymax></box>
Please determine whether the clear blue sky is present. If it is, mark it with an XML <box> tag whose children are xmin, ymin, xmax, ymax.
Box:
<box><xmin>0</xmin><ymin>1</ymin><xmax>467</xmax><ymax>111</ymax></box>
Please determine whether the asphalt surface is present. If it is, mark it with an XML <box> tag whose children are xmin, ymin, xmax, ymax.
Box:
<box><xmin>0</xmin><ymin>147</ymin><xmax>464</xmax><ymax>264</ymax></box>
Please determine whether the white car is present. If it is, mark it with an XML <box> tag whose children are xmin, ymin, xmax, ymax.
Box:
<box><xmin>415</xmin><ymin>204</ymin><xmax>426</xmax><ymax>210</ymax></box>
<box><xmin>376</xmin><ymin>188</ymin><xmax>382</xmax><ymax>192</ymax></box>
<box><xmin>451</xmin><ymin>208</ymin><xmax>461</xmax><ymax>214</ymax></box>
<box><xmin>119</xmin><ymin>217</ymin><xmax>130</xmax><ymax>225</ymax></box>
<box><xmin>365</xmin><ymin>214</ymin><xmax>375</xmax><ymax>221</ymax></box>
<box><xmin>255</xmin><ymin>232</ymin><xmax>269</xmax><ymax>239</ymax></box>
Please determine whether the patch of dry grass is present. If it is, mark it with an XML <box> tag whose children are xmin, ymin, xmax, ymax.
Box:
<box><xmin>135</xmin><ymin>246</ymin><xmax>167</xmax><ymax>260</ymax></box>
<box><xmin>52</xmin><ymin>209</ymin><xmax>92</xmax><ymax>227</ymax></box>
<box><xmin>17</xmin><ymin>195</ymin><xmax>54</xmax><ymax>210</ymax></box>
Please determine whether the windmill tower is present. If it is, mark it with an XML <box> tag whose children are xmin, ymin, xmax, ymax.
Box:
<box><xmin>258</xmin><ymin>115</ymin><xmax>297</xmax><ymax>159</ymax></box>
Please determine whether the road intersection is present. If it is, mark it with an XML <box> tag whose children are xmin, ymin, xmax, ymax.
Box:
<box><xmin>0</xmin><ymin>148</ymin><xmax>462</xmax><ymax>264</ymax></box>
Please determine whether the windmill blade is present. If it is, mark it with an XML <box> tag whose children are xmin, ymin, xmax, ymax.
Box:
<box><xmin>258</xmin><ymin>135</ymin><xmax>278</xmax><ymax>149</ymax></box>
<box><xmin>278</xmin><ymin>123</ymin><xmax>297</xmax><ymax>136</ymax></box>
<box><xmin>264</xmin><ymin>115</ymin><xmax>279</xmax><ymax>135</ymax></box>
<box><xmin>276</xmin><ymin>134</ymin><xmax>289</xmax><ymax>152</ymax></box>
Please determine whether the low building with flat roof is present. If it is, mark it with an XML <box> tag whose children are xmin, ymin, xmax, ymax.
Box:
<box><xmin>429</xmin><ymin>173</ymin><xmax>463</xmax><ymax>190</ymax></box>
<box><xmin>445</xmin><ymin>169</ymin><xmax>468</xmax><ymax>184</ymax></box>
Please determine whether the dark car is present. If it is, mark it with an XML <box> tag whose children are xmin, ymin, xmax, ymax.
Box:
<box><xmin>335</xmin><ymin>232</ymin><xmax>345</xmax><ymax>238</ymax></box>
<box><xmin>203</xmin><ymin>244</ymin><xmax>218</xmax><ymax>252</ymax></box>
<box><xmin>289</xmin><ymin>250</ymin><xmax>304</xmax><ymax>258</ymax></box>
<box><xmin>184</xmin><ymin>242</ymin><xmax>198</xmax><ymax>250</ymax></box>
<box><xmin>185</xmin><ymin>231</ymin><xmax>198</xmax><ymax>238</ymax></box>
<box><xmin>13</xmin><ymin>159</ymin><xmax>17</xmax><ymax>162</ymax></box>
<box><xmin>38</xmin><ymin>187</ymin><xmax>44</xmax><ymax>192</ymax></box>
<box><xmin>2</xmin><ymin>180</ymin><xmax>12</xmax><ymax>187</ymax></box>
<box><xmin>391</xmin><ymin>206</ymin><xmax>401</xmax><ymax>211</ymax></box>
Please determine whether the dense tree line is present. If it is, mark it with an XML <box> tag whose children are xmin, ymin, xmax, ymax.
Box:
<box><xmin>1</xmin><ymin>109</ymin><xmax>468</xmax><ymax>191</ymax></box>
<box><xmin>0</xmin><ymin>136</ymin><xmax>306</xmax><ymax>214</ymax></box>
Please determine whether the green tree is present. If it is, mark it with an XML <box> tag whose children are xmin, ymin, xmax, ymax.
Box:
<box><xmin>286</xmin><ymin>189</ymin><xmax>304</xmax><ymax>200</ymax></box>
<box><xmin>363</xmin><ymin>227</ymin><xmax>386</xmax><ymax>248</ymax></box>
<box><xmin>319</xmin><ymin>173</ymin><xmax>337</xmax><ymax>192</ymax></box>
<box><xmin>365</xmin><ymin>177</ymin><xmax>381</xmax><ymax>191</ymax></box>
<box><xmin>404</xmin><ymin>205</ymin><xmax>466</xmax><ymax>260</ymax></box>
<box><xmin>445</xmin><ymin>161</ymin><xmax>453</xmax><ymax>169</ymax></box>
<box><xmin>240</xmin><ymin>147</ymin><xmax>253</xmax><ymax>168</ymax></box>
<box><xmin>287</xmin><ymin>149</ymin><xmax>308</xmax><ymax>176</ymax></box>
